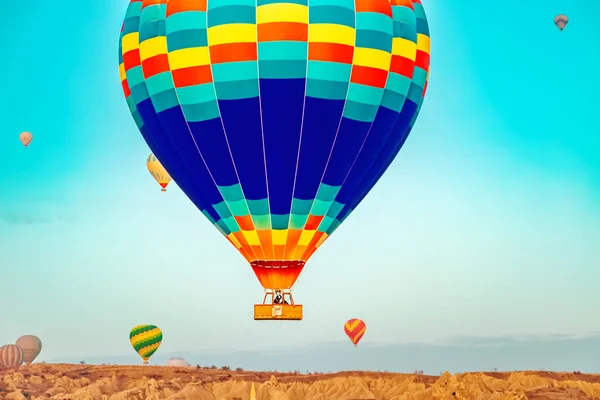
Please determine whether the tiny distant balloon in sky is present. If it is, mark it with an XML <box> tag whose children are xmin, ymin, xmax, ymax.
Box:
<box><xmin>344</xmin><ymin>318</ymin><xmax>366</xmax><ymax>347</ymax></box>
<box><xmin>15</xmin><ymin>335</ymin><xmax>42</xmax><ymax>365</ymax></box>
<box><xmin>146</xmin><ymin>154</ymin><xmax>172</xmax><ymax>192</ymax></box>
<box><xmin>0</xmin><ymin>344</ymin><xmax>24</xmax><ymax>369</ymax></box>
<box><xmin>129</xmin><ymin>325</ymin><xmax>162</xmax><ymax>365</ymax></box>
<box><xmin>554</xmin><ymin>14</ymin><xmax>568</xmax><ymax>31</ymax></box>
<box><xmin>19</xmin><ymin>132</ymin><xmax>33</xmax><ymax>147</ymax></box>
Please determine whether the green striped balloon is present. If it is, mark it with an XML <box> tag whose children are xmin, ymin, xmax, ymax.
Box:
<box><xmin>129</xmin><ymin>325</ymin><xmax>162</xmax><ymax>364</ymax></box>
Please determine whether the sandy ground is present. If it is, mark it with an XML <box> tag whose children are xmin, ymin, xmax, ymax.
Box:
<box><xmin>0</xmin><ymin>363</ymin><xmax>599</xmax><ymax>399</ymax></box>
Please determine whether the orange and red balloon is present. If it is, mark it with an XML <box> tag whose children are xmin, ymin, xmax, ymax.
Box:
<box><xmin>344</xmin><ymin>318</ymin><xmax>366</xmax><ymax>347</ymax></box>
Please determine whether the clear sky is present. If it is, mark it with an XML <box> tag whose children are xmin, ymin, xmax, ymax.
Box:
<box><xmin>1</xmin><ymin>0</ymin><xmax>599</xmax><ymax>365</ymax></box>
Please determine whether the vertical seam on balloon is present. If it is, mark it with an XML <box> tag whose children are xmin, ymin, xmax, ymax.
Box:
<box><xmin>162</xmin><ymin>0</ymin><xmax>260</xmax><ymax>261</ymax></box>
<box><xmin>120</xmin><ymin>7</ymin><xmax>160</xmax><ymax>158</ymax></box>
<box><xmin>335</xmin><ymin>1</ymin><xmax>430</xmax><ymax>227</ymax></box>
<box><xmin>361</xmin><ymin>7</ymin><xmax>429</xmax><ymax>208</ymax></box>
<box><xmin>160</xmin><ymin>2</ymin><xmax>239</xmax><ymax>220</ymax></box>
<box><xmin>208</xmin><ymin>0</ymin><xmax>267</xmax><ymax>260</ymax></box>
<box><xmin>124</xmin><ymin>5</ymin><xmax>166</xmax><ymax>175</ymax></box>
<box><xmin>290</xmin><ymin>0</ymin><xmax>358</xmax><ymax>260</ymax></box>
<box><xmin>138</xmin><ymin>2</ymin><xmax>220</xmax><ymax>221</ymax></box>
<box><xmin>203</xmin><ymin>0</ymin><xmax>264</xmax><ymax>261</ymax></box>
<box><xmin>201</xmin><ymin>0</ymin><xmax>262</xmax><ymax>261</ymax></box>
<box><xmin>307</xmin><ymin>5</ymin><xmax>413</xmax><ymax>246</ymax></box>
<box><xmin>126</xmin><ymin>3</ymin><xmax>213</xmax><ymax>217</ymax></box>
<box><xmin>281</xmin><ymin>0</ymin><xmax>311</xmax><ymax>261</ymax></box>
<box><xmin>255</xmin><ymin>0</ymin><xmax>276</xmax><ymax>261</ymax></box>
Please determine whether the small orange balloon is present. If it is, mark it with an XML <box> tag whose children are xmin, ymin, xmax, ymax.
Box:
<box><xmin>344</xmin><ymin>318</ymin><xmax>366</xmax><ymax>347</ymax></box>
<box><xmin>19</xmin><ymin>132</ymin><xmax>33</xmax><ymax>147</ymax></box>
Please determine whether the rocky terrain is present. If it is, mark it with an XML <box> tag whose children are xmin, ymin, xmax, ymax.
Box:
<box><xmin>1</xmin><ymin>364</ymin><xmax>599</xmax><ymax>399</ymax></box>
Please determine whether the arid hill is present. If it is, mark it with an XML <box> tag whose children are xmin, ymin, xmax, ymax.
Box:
<box><xmin>1</xmin><ymin>364</ymin><xmax>599</xmax><ymax>399</ymax></box>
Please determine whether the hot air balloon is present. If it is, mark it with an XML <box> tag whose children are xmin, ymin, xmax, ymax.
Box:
<box><xmin>146</xmin><ymin>153</ymin><xmax>172</xmax><ymax>192</ymax></box>
<box><xmin>119</xmin><ymin>0</ymin><xmax>431</xmax><ymax>320</ymax></box>
<box><xmin>344</xmin><ymin>318</ymin><xmax>366</xmax><ymax>347</ymax></box>
<box><xmin>19</xmin><ymin>132</ymin><xmax>33</xmax><ymax>147</ymax></box>
<box><xmin>0</xmin><ymin>344</ymin><xmax>24</xmax><ymax>369</ymax></box>
<box><xmin>15</xmin><ymin>335</ymin><xmax>42</xmax><ymax>365</ymax></box>
<box><xmin>165</xmin><ymin>357</ymin><xmax>189</xmax><ymax>366</ymax></box>
<box><xmin>129</xmin><ymin>325</ymin><xmax>162</xmax><ymax>364</ymax></box>
<box><xmin>554</xmin><ymin>14</ymin><xmax>568</xmax><ymax>31</ymax></box>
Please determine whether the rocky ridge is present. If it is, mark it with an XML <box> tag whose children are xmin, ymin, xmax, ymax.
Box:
<box><xmin>1</xmin><ymin>364</ymin><xmax>599</xmax><ymax>399</ymax></box>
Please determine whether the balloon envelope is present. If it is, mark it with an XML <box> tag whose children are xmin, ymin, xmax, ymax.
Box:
<box><xmin>146</xmin><ymin>153</ymin><xmax>172</xmax><ymax>192</ymax></box>
<box><xmin>165</xmin><ymin>357</ymin><xmax>189</xmax><ymax>367</ymax></box>
<box><xmin>19</xmin><ymin>132</ymin><xmax>33</xmax><ymax>147</ymax></box>
<box><xmin>15</xmin><ymin>335</ymin><xmax>42</xmax><ymax>365</ymax></box>
<box><xmin>129</xmin><ymin>325</ymin><xmax>162</xmax><ymax>364</ymax></box>
<box><xmin>344</xmin><ymin>318</ymin><xmax>366</xmax><ymax>346</ymax></box>
<box><xmin>0</xmin><ymin>344</ymin><xmax>24</xmax><ymax>369</ymax></box>
<box><xmin>554</xmin><ymin>14</ymin><xmax>568</xmax><ymax>30</ymax></box>
<box><xmin>119</xmin><ymin>0</ymin><xmax>430</xmax><ymax>289</ymax></box>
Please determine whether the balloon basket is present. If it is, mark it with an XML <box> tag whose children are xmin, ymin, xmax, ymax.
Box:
<box><xmin>254</xmin><ymin>289</ymin><xmax>303</xmax><ymax>320</ymax></box>
<box><xmin>254</xmin><ymin>304</ymin><xmax>303</xmax><ymax>320</ymax></box>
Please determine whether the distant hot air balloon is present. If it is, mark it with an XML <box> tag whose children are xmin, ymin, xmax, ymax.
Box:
<box><xmin>119</xmin><ymin>0</ymin><xmax>431</xmax><ymax>319</ymax></box>
<box><xmin>165</xmin><ymin>357</ymin><xmax>189</xmax><ymax>367</ymax></box>
<box><xmin>129</xmin><ymin>325</ymin><xmax>162</xmax><ymax>364</ymax></box>
<box><xmin>344</xmin><ymin>318</ymin><xmax>366</xmax><ymax>347</ymax></box>
<box><xmin>554</xmin><ymin>14</ymin><xmax>568</xmax><ymax>31</ymax></box>
<box><xmin>0</xmin><ymin>344</ymin><xmax>24</xmax><ymax>369</ymax></box>
<box><xmin>146</xmin><ymin>154</ymin><xmax>172</xmax><ymax>192</ymax></box>
<box><xmin>15</xmin><ymin>335</ymin><xmax>42</xmax><ymax>365</ymax></box>
<box><xmin>19</xmin><ymin>132</ymin><xmax>33</xmax><ymax>147</ymax></box>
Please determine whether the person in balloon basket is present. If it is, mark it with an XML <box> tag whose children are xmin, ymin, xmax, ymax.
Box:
<box><xmin>273</xmin><ymin>290</ymin><xmax>289</xmax><ymax>305</ymax></box>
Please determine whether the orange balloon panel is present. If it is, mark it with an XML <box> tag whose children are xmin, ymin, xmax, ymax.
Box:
<box><xmin>251</xmin><ymin>261</ymin><xmax>304</xmax><ymax>290</ymax></box>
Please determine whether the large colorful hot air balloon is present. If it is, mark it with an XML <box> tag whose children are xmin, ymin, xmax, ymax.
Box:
<box><xmin>554</xmin><ymin>14</ymin><xmax>568</xmax><ymax>31</ymax></box>
<box><xmin>0</xmin><ymin>344</ymin><xmax>24</xmax><ymax>369</ymax></box>
<box><xmin>129</xmin><ymin>325</ymin><xmax>162</xmax><ymax>364</ymax></box>
<box><xmin>19</xmin><ymin>132</ymin><xmax>33</xmax><ymax>147</ymax></box>
<box><xmin>146</xmin><ymin>153</ymin><xmax>172</xmax><ymax>192</ymax></box>
<box><xmin>344</xmin><ymin>318</ymin><xmax>366</xmax><ymax>346</ymax></box>
<box><xmin>119</xmin><ymin>0</ymin><xmax>430</xmax><ymax>319</ymax></box>
<box><xmin>15</xmin><ymin>335</ymin><xmax>42</xmax><ymax>365</ymax></box>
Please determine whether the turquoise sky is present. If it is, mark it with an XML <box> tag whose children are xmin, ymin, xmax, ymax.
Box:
<box><xmin>1</xmin><ymin>0</ymin><xmax>599</xmax><ymax>363</ymax></box>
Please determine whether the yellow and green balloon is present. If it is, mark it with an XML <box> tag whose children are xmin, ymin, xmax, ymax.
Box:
<box><xmin>129</xmin><ymin>325</ymin><xmax>162</xmax><ymax>364</ymax></box>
